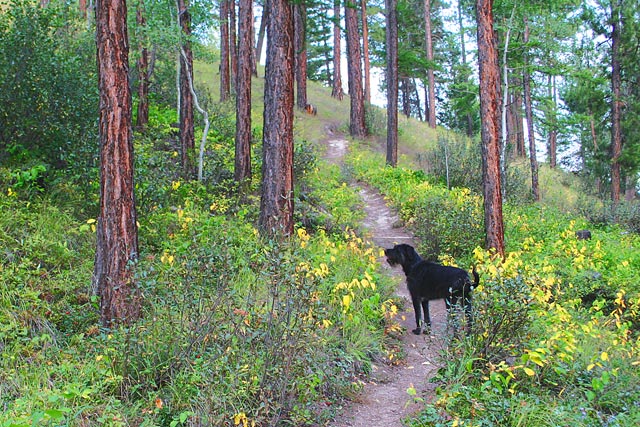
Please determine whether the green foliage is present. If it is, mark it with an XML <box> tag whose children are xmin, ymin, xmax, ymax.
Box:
<box><xmin>349</xmin><ymin>142</ymin><xmax>640</xmax><ymax>427</ymax></box>
<box><xmin>0</xmin><ymin>0</ymin><xmax>98</xmax><ymax>183</ymax></box>
<box><xmin>0</xmin><ymin>105</ymin><xmax>398</xmax><ymax>426</ymax></box>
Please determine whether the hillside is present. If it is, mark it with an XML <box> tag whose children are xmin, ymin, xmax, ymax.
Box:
<box><xmin>1</xmin><ymin>59</ymin><xmax>639</xmax><ymax>427</ymax></box>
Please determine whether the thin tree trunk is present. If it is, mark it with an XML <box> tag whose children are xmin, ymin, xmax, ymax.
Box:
<box><xmin>386</xmin><ymin>0</ymin><xmax>398</xmax><ymax>167</ymax></box>
<box><xmin>136</xmin><ymin>0</ymin><xmax>149</xmax><ymax>130</ymax></box>
<box><xmin>361</xmin><ymin>0</ymin><xmax>371</xmax><ymax>104</ymax></box>
<box><xmin>476</xmin><ymin>0</ymin><xmax>504</xmax><ymax>257</ymax></box>
<box><xmin>235</xmin><ymin>0</ymin><xmax>252</xmax><ymax>184</ymax></box>
<box><xmin>178</xmin><ymin>0</ymin><xmax>195</xmax><ymax>179</ymax></box>
<box><xmin>294</xmin><ymin>1</ymin><xmax>308</xmax><ymax>109</ymax></box>
<box><xmin>500</xmin><ymin>6</ymin><xmax>515</xmax><ymax>201</ymax></box>
<box><xmin>94</xmin><ymin>0</ymin><xmax>141</xmax><ymax>327</ymax></box>
<box><xmin>424</xmin><ymin>0</ymin><xmax>436</xmax><ymax>128</ymax></box>
<box><xmin>457</xmin><ymin>0</ymin><xmax>473</xmax><ymax>136</ymax></box>
<box><xmin>345</xmin><ymin>0</ymin><xmax>366</xmax><ymax>137</ymax></box>
<box><xmin>331</xmin><ymin>0</ymin><xmax>344</xmax><ymax>100</ymax></box>
<box><xmin>547</xmin><ymin>74</ymin><xmax>557</xmax><ymax>168</ymax></box>
<box><xmin>259</xmin><ymin>0</ymin><xmax>295</xmax><ymax>237</ymax></box>
<box><xmin>256</xmin><ymin>4</ymin><xmax>268</xmax><ymax>65</ymax></box>
<box><xmin>523</xmin><ymin>17</ymin><xmax>539</xmax><ymax>201</ymax></box>
<box><xmin>610</xmin><ymin>0</ymin><xmax>622</xmax><ymax>204</ymax></box>
<box><xmin>401</xmin><ymin>77</ymin><xmax>411</xmax><ymax>117</ymax></box>
<box><xmin>229</xmin><ymin>0</ymin><xmax>237</xmax><ymax>93</ymax></box>
<box><xmin>413</xmin><ymin>78</ymin><xmax>423</xmax><ymax>121</ymax></box>
<box><xmin>219</xmin><ymin>0</ymin><xmax>231</xmax><ymax>102</ymax></box>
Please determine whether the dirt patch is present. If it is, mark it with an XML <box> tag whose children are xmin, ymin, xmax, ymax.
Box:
<box><xmin>324</xmin><ymin>135</ymin><xmax>447</xmax><ymax>427</ymax></box>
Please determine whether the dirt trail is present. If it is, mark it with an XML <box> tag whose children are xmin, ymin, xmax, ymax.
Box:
<box><xmin>324</xmin><ymin>135</ymin><xmax>447</xmax><ymax>427</ymax></box>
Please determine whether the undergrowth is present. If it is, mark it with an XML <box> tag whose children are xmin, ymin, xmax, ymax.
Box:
<box><xmin>346</xmin><ymin>143</ymin><xmax>640</xmax><ymax>427</ymax></box>
<box><xmin>0</xmin><ymin>107</ymin><xmax>399</xmax><ymax>426</ymax></box>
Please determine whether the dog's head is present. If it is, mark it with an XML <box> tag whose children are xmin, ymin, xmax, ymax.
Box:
<box><xmin>384</xmin><ymin>244</ymin><xmax>421</xmax><ymax>268</ymax></box>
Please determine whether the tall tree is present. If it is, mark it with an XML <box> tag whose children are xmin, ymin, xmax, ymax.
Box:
<box><xmin>259</xmin><ymin>0</ymin><xmax>295</xmax><ymax>237</ymax></box>
<box><xmin>345</xmin><ymin>0</ymin><xmax>366</xmax><ymax>137</ymax></box>
<box><xmin>178</xmin><ymin>0</ymin><xmax>195</xmax><ymax>178</ymax></box>
<box><xmin>331</xmin><ymin>0</ymin><xmax>344</xmax><ymax>100</ymax></box>
<box><xmin>523</xmin><ymin>17</ymin><xmax>540</xmax><ymax>201</ymax></box>
<box><xmin>94</xmin><ymin>0</ymin><xmax>141</xmax><ymax>327</ymax></box>
<box><xmin>610</xmin><ymin>0</ymin><xmax>622</xmax><ymax>204</ymax></box>
<box><xmin>135</xmin><ymin>0</ymin><xmax>149</xmax><ymax>130</ymax></box>
<box><xmin>229</xmin><ymin>0</ymin><xmax>237</xmax><ymax>92</ymax></box>
<box><xmin>423</xmin><ymin>0</ymin><xmax>436</xmax><ymax>128</ymax></box>
<box><xmin>386</xmin><ymin>0</ymin><xmax>399</xmax><ymax>166</ymax></box>
<box><xmin>220</xmin><ymin>0</ymin><xmax>231</xmax><ymax>101</ymax></box>
<box><xmin>361</xmin><ymin>0</ymin><xmax>371</xmax><ymax>104</ymax></box>
<box><xmin>294</xmin><ymin>1</ymin><xmax>308</xmax><ymax>109</ymax></box>
<box><xmin>476</xmin><ymin>0</ymin><xmax>504</xmax><ymax>257</ymax></box>
<box><xmin>235</xmin><ymin>0</ymin><xmax>252</xmax><ymax>184</ymax></box>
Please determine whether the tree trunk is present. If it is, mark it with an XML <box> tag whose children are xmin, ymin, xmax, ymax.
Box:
<box><xmin>361</xmin><ymin>0</ymin><xmax>371</xmax><ymax>104</ymax></box>
<box><xmin>345</xmin><ymin>0</ymin><xmax>366</xmax><ymax>137</ymax></box>
<box><xmin>386</xmin><ymin>0</ymin><xmax>398</xmax><ymax>167</ymax></box>
<box><xmin>235</xmin><ymin>0</ymin><xmax>252</xmax><ymax>184</ymax></box>
<box><xmin>523</xmin><ymin>17</ymin><xmax>540</xmax><ymax>201</ymax></box>
<box><xmin>331</xmin><ymin>0</ymin><xmax>344</xmax><ymax>100</ymax></box>
<box><xmin>136</xmin><ymin>0</ymin><xmax>149</xmax><ymax>130</ymax></box>
<box><xmin>424</xmin><ymin>0</ymin><xmax>436</xmax><ymax>128</ymax></box>
<box><xmin>547</xmin><ymin>75</ymin><xmax>558</xmax><ymax>168</ymax></box>
<box><xmin>94</xmin><ymin>0</ymin><xmax>141</xmax><ymax>327</ymax></box>
<box><xmin>457</xmin><ymin>0</ymin><xmax>473</xmax><ymax>136</ymax></box>
<box><xmin>401</xmin><ymin>77</ymin><xmax>411</xmax><ymax>117</ymax></box>
<box><xmin>179</xmin><ymin>0</ymin><xmax>195</xmax><ymax>179</ymax></box>
<box><xmin>476</xmin><ymin>0</ymin><xmax>504</xmax><ymax>257</ymax></box>
<box><xmin>256</xmin><ymin>4</ymin><xmax>268</xmax><ymax>66</ymax></box>
<box><xmin>229</xmin><ymin>0</ymin><xmax>237</xmax><ymax>93</ymax></box>
<box><xmin>294</xmin><ymin>1</ymin><xmax>308</xmax><ymax>109</ymax></box>
<box><xmin>219</xmin><ymin>0</ymin><xmax>231</xmax><ymax>102</ymax></box>
<box><xmin>259</xmin><ymin>0</ymin><xmax>295</xmax><ymax>237</ymax></box>
<box><xmin>610</xmin><ymin>0</ymin><xmax>622</xmax><ymax>204</ymax></box>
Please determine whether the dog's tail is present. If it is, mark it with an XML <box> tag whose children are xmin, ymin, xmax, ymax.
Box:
<box><xmin>472</xmin><ymin>266</ymin><xmax>480</xmax><ymax>288</ymax></box>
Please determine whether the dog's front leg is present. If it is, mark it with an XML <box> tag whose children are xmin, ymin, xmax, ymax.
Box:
<box><xmin>411</xmin><ymin>297</ymin><xmax>424</xmax><ymax>335</ymax></box>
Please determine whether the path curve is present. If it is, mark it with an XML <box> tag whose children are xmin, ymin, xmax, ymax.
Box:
<box><xmin>324</xmin><ymin>136</ymin><xmax>447</xmax><ymax>427</ymax></box>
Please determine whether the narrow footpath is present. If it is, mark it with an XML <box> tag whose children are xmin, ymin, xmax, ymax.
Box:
<box><xmin>324</xmin><ymin>134</ymin><xmax>447</xmax><ymax>427</ymax></box>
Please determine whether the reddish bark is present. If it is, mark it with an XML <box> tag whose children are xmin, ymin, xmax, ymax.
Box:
<box><xmin>94</xmin><ymin>0</ymin><xmax>141</xmax><ymax>327</ymax></box>
<box><xmin>386</xmin><ymin>0</ymin><xmax>398</xmax><ymax>167</ymax></box>
<box><xmin>259</xmin><ymin>0</ymin><xmax>295</xmax><ymax>237</ymax></box>
<box><xmin>345</xmin><ymin>0</ymin><xmax>366</xmax><ymax>138</ymax></box>
<box><xmin>235</xmin><ymin>0</ymin><xmax>252</xmax><ymax>183</ymax></box>
<box><xmin>219</xmin><ymin>0</ymin><xmax>231</xmax><ymax>102</ymax></box>
<box><xmin>331</xmin><ymin>0</ymin><xmax>344</xmax><ymax>100</ymax></box>
<box><xmin>361</xmin><ymin>0</ymin><xmax>371</xmax><ymax>104</ymax></box>
<box><xmin>294</xmin><ymin>1</ymin><xmax>308</xmax><ymax>109</ymax></box>
<box><xmin>476</xmin><ymin>0</ymin><xmax>504</xmax><ymax>257</ymax></box>
<box><xmin>229</xmin><ymin>0</ymin><xmax>237</xmax><ymax>92</ymax></box>
<box><xmin>136</xmin><ymin>0</ymin><xmax>149</xmax><ymax>130</ymax></box>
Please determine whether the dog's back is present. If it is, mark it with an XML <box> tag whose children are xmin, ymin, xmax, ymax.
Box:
<box><xmin>408</xmin><ymin>261</ymin><xmax>473</xmax><ymax>300</ymax></box>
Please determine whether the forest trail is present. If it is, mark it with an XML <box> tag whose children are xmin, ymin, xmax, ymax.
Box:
<box><xmin>323</xmin><ymin>131</ymin><xmax>447</xmax><ymax>427</ymax></box>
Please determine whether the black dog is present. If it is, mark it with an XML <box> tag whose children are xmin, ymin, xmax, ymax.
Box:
<box><xmin>384</xmin><ymin>244</ymin><xmax>478</xmax><ymax>335</ymax></box>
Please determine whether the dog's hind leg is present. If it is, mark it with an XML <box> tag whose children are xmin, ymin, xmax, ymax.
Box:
<box><xmin>421</xmin><ymin>299</ymin><xmax>431</xmax><ymax>333</ymax></box>
<box><xmin>411</xmin><ymin>297</ymin><xmax>425</xmax><ymax>335</ymax></box>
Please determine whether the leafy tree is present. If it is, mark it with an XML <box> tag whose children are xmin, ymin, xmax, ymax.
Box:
<box><xmin>0</xmin><ymin>0</ymin><xmax>97</xmax><ymax>182</ymax></box>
